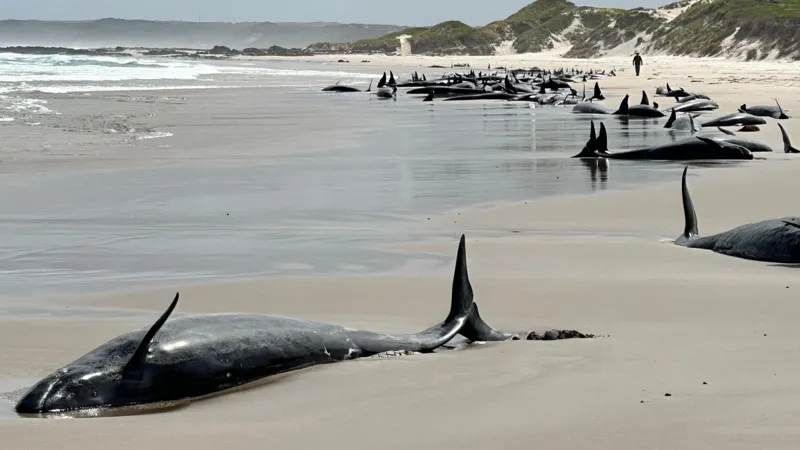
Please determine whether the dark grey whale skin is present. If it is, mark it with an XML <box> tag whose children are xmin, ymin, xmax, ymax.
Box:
<box><xmin>16</xmin><ymin>235</ymin><xmax>513</xmax><ymax>415</ymax></box>
<box><xmin>675</xmin><ymin>167</ymin><xmax>800</xmax><ymax>263</ymax></box>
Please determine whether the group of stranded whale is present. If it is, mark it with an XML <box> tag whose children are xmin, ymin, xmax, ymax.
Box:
<box><xmin>322</xmin><ymin>66</ymin><xmax>796</xmax><ymax>161</ymax></box>
<box><xmin>9</xmin><ymin>66</ymin><xmax>800</xmax><ymax>419</ymax></box>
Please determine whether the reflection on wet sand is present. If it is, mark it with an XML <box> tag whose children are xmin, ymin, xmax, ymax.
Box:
<box><xmin>581</xmin><ymin>158</ymin><xmax>609</xmax><ymax>191</ymax></box>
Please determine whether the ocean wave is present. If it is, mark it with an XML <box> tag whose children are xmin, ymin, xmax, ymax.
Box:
<box><xmin>0</xmin><ymin>53</ymin><xmax>221</xmax><ymax>83</ymax></box>
<box><xmin>0</xmin><ymin>95</ymin><xmax>57</xmax><ymax>115</ymax></box>
<box><xmin>0</xmin><ymin>84</ymin><xmax>242</xmax><ymax>94</ymax></box>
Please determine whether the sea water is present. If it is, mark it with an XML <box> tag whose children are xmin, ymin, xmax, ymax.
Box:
<box><xmin>0</xmin><ymin>52</ymin><xmax>743</xmax><ymax>302</ymax></box>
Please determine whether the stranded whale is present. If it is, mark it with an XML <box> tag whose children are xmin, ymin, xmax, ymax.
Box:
<box><xmin>675</xmin><ymin>167</ymin><xmax>800</xmax><ymax>263</ymax></box>
<box><xmin>15</xmin><ymin>236</ymin><xmax>514</xmax><ymax>416</ymax></box>
<box><xmin>572</xmin><ymin>122</ymin><xmax>753</xmax><ymax>161</ymax></box>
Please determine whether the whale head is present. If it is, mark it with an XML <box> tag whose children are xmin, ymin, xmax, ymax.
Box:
<box><xmin>16</xmin><ymin>294</ymin><xmax>180</xmax><ymax>415</ymax></box>
<box><xmin>15</xmin><ymin>363</ymin><xmax>132</xmax><ymax>414</ymax></box>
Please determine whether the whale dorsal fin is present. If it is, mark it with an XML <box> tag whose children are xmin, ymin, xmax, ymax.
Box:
<box><xmin>123</xmin><ymin>293</ymin><xmax>180</xmax><ymax>374</ymax></box>
<box><xmin>640</xmin><ymin>90</ymin><xmax>649</xmax><ymax>105</ymax></box>
<box><xmin>680</xmin><ymin>167</ymin><xmax>699</xmax><ymax>239</ymax></box>
<box><xmin>613</xmin><ymin>94</ymin><xmax>630</xmax><ymax>115</ymax></box>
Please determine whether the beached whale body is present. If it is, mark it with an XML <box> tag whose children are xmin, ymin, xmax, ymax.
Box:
<box><xmin>675</xmin><ymin>167</ymin><xmax>800</xmax><ymax>263</ymax></box>
<box><xmin>701</xmin><ymin>112</ymin><xmax>766</xmax><ymax>128</ymax></box>
<box><xmin>739</xmin><ymin>101</ymin><xmax>789</xmax><ymax>119</ymax></box>
<box><xmin>572</xmin><ymin>121</ymin><xmax>753</xmax><ymax>161</ymax></box>
<box><xmin>612</xmin><ymin>94</ymin><xmax>665</xmax><ymax>118</ymax></box>
<box><xmin>15</xmin><ymin>236</ymin><xmax>514</xmax><ymax>415</ymax></box>
<box><xmin>322</xmin><ymin>80</ymin><xmax>372</xmax><ymax>93</ymax></box>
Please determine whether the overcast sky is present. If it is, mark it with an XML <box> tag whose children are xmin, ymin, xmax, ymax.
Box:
<box><xmin>2</xmin><ymin>0</ymin><xmax>674</xmax><ymax>26</ymax></box>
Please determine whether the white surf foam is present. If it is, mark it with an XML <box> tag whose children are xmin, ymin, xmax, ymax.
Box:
<box><xmin>136</xmin><ymin>131</ymin><xmax>174</xmax><ymax>140</ymax></box>
<box><xmin>0</xmin><ymin>53</ymin><xmax>222</xmax><ymax>83</ymax></box>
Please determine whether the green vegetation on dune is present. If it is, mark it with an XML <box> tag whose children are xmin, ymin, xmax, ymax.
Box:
<box><xmin>407</xmin><ymin>21</ymin><xmax>497</xmax><ymax>55</ymax></box>
<box><xmin>652</xmin><ymin>0</ymin><xmax>800</xmax><ymax>59</ymax></box>
<box><xmin>308</xmin><ymin>0</ymin><xmax>800</xmax><ymax>59</ymax></box>
<box><xmin>565</xmin><ymin>8</ymin><xmax>662</xmax><ymax>58</ymax></box>
<box><xmin>349</xmin><ymin>28</ymin><xmax>427</xmax><ymax>53</ymax></box>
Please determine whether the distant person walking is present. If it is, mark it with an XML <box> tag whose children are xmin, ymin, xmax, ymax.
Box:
<box><xmin>633</xmin><ymin>51</ymin><xmax>643</xmax><ymax>76</ymax></box>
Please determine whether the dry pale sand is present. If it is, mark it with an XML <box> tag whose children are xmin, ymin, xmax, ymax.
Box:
<box><xmin>3</xmin><ymin>54</ymin><xmax>800</xmax><ymax>449</ymax></box>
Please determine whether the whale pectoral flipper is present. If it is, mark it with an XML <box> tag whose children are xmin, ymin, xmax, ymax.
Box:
<box><xmin>123</xmin><ymin>292</ymin><xmax>180</xmax><ymax>373</ymax></box>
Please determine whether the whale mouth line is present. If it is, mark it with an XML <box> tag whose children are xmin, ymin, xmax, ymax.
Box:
<box><xmin>17</xmin><ymin>399</ymin><xmax>190</xmax><ymax>419</ymax></box>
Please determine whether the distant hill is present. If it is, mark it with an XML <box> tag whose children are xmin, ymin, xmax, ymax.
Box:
<box><xmin>0</xmin><ymin>18</ymin><xmax>407</xmax><ymax>49</ymax></box>
<box><xmin>308</xmin><ymin>0</ymin><xmax>800</xmax><ymax>60</ymax></box>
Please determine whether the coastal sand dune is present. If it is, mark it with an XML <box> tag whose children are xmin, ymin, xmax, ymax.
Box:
<box><xmin>2</xmin><ymin>54</ymin><xmax>800</xmax><ymax>448</ymax></box>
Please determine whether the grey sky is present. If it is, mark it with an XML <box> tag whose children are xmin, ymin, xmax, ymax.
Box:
<box><xmin>2</xmin><ymin>0</ymin><xmax>674</xmax><ymax>26</ymax></box>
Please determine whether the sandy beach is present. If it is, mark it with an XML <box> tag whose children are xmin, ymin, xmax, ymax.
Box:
<box><xmin>2</xmin><ymin>52</ymin><xmax>800</xmax><ymax>449</ymax></box>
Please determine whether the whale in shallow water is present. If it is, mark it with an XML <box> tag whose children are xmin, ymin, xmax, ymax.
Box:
<box><xmin>572</xmin><ymin>121</ymin><xmax>752</xmax><ymax>161</ymax></box>
<box><xmin>322</xmin><ymin>79</ymin><xmax>372</xmax><ymax>93</ymax></box>
<box><xmin>664</xmin><ymin>109</ymin><xmax>700</xmax><ymax>132</ymax></box>
<box><xmin>612</xmin><ymin>94</ymin><xmax>665</xmax><ymax>118</ymax></box>
<box><xmin>675</xmin><ymin>167</ymin><xmax>800</xmax><ymax>263</ymax></box>
<box><xmin>15</xmin><ymin>235</ymin><xmax>515</xmax><ymax>416</ymax></box>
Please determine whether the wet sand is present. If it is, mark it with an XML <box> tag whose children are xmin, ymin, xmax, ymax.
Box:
<box><xmin>2</xmin><ymin>54</ymin><xmax>800</xmax><ymax>448</ymax></box>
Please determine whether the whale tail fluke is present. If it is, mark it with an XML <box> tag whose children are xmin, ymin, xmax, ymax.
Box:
<box><xmin>572</xmin><ymin>121</ymin><xmax>598</xmax><ymax>157</ymax></box>
<box><xmin>778</xmin><ymin>123</ymin><xmax>800</xmax><ymax>154</ymax></box>
<box><xmin>445</xmin><ymin>235</ymin><xmax>473</xmax><ymax>324</ymax></box>
<box><xmin>459</xmin><ymin>303</ymin><xmax>518</xmax><ymax>342</ymax></box>
<box><xmin>776</xmin><ymin>99</ymin><xmax>789</xmax><ymax>119</ymax></box>
<box><xmin>408</xmin><ymin>235</ymin><xmax>477</xmax><ymax>352</ymax></box>
<box><xmin>366</xmin><ymin>79</ymin><xmax>373</xmax><ymax>93</ymax></box>
<box><xmin>678</xmin><ymin>166</ymin><xmax>699</xmax><ymax>243</ymax></box>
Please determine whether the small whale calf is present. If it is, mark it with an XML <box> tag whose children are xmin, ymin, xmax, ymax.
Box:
<box><xmin>675</xmin><ymin>167</ymin><xmax>800</xmax><ymax>263</ymax></box>
<box><xmin>15</xmin><ymin>236</ymin><xmax>515</xmax><ymax>416</ymax></box>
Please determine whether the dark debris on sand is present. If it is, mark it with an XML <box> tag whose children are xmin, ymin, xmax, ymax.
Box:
<box><xmin>526</xmin><ymin>329</ymin><xmax>595</xmax><ymax>341</ymax></box>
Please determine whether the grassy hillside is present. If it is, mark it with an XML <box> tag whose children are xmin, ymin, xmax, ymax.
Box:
<box><xmin>650</xmin><ymin>0</ymin><xmax>800</xmax><ymax>59</ymax></box>
<box><xmin>309</xmin><ymin>0</ymin><xmax>800</xmax><ymax>60</ymax></box>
